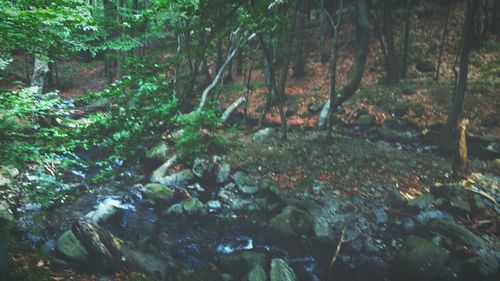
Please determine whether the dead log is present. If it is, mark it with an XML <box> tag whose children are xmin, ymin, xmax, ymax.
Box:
<box><xmin>72</xmin><ymin>218</ymin><xmax>169</xmax><ymax>279</ymax></box>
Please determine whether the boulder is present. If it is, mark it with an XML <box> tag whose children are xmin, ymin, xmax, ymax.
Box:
<box><xmin>56</xmin><ymin>230</ymin><xmax>89</xmax><ymax>262</ymax></box>
<box><xmin>84</xmin><ymin>198</ymin><xmax>120</xmax><ymax>224</ymax></box>
<box><xmin>164</xmin><ymin>203</ymin><xmax>184</xmax><ymax>215</ymax></box>
<box><xmin>233</xmin><ymin>171</ymin><xmax>259</xmax><ymax>195</ymax></box>
<box><xmin>247</xmin><ymin>265</ymin><xmax>267</xmax><ymax>281</ymax></box>
<box><xmin>182</xmin><ymin>198</ymin><xmax>207</xmax><ymax>216</ymax></box>
<box><xmin>427</xmin><ymin>219</ymin><xmax>486</xmax><ymax>250</ymax></box>
<box><xmin>217</xmin><ymin>163</ymin><xmax>231</xmax><ymax>183</ymax></box>
<box><xmin>158</xmin><ymin>169</ymin><xmax>194</xmax><ymax>187</ymax></box>
<box><xmin>192</xmin><ymin>158</ymin><xmax>213</xmax><ymax>178</ymax></box>
<box><xmin>253</xmin><ymin>128</ymin><xmax>275</xmax><ymax>143</ymax></box>
<box><xmin>268</xmin><ymin>206</ymin><xmax>313</xmax><ymax>237</ymax></box>
<box><xmin>391</xmin><ymin>235</ymin><xmax>449</xmax><ymax>281</ymax></box>
<box><xmin>140</xmin><ymin>183</ymin><xmax>175</xmax><ymax>203</ymax></box>
<box><xmin>270</xmin><ymin>258</ymin><xmax>297</xmax><ymax>281</ymax></box>
<box><xmin>461</xmin><ymin>256</ymin><xmax>498</xmax><ymax>281</ymax></box>
<box><xmin>145</xmin><ymin>141</ymin><xmax>171</xmax><ymax>163</ymax></box>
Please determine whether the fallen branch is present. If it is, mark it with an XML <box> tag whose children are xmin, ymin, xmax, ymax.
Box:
<box><xmin>221</xmin><ymin>96</ymin><xmax>246</xmax><ymax>124</ymax></box>
<box><xmin>329</xmin><ymin>227</ymin><xmax>347</xmax><ymax>268</ymax></box>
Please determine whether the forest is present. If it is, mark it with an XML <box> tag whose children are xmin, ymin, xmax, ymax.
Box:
<box><xmin>0</xmin><ymin>0</ymin><xmax>499</xmax><ymax>280</ymax></box>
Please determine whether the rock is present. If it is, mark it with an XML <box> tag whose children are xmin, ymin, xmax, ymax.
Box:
<box><xmin>431</xmin><ymin>184</ymin><xmax>471</xmax><ymax>213</ymax></box>
<box><xmin>233</xmin><ymin>171</ymin><xmax>259</xmax><ymax>195</ymax></box>
<box><xmin>164</xmin><ymin>203</ymin><xmax>184</xmax><ymax>215</ymax></box>
<box><xmin>461</xmin><ymin>256</ymin><xmax>498</xmax><ymax>281</ymax></box>
<box><xmin>0</xmin><ymin>174</ymin><xmax>11</xmax><ymax>187</ymax></box>
<box><xmin>159</xmin><ymin>169</ymin><xmax>194</xmax><ymax>187</ymax></box>
<box><xmin>253</xmin><ymin>128</ymin><xmax>275</xmax><ymax>143</ymax></box>
<box><xmin>7</xmin><ymin>167</ymin><xmax>19</xmax><ymax>178</ymax></box>
<box><xmin>217</xmin><ymin>163</ymin><xmax>231</xmax><ymax>183</ymax></box>
<box><xmin>84</xmin><ymin>198</ymin><xmax>121</xmax><ymax>224</ymax></box>
<box><xmin>388</xmin><ymin>189</ymin><xmax>407</xmax><ymax>207</ymax></box>
<box><xmin>56</xmin><ymin>230</ymin><xmax>89</xmax><ymax>262</ymax></box>
<box><xmin>145</xmin><ymin>141</ymin><xmax>171</xmax><ymax>163</ymax></box>
<box><xmin>373</xmin><ymin>209</ymin><xmax>388</xmax><ymax>224</ymax></box>
<box><xmin>268</xmin><ymin>206</ymin><xmax>313</xmax><ymax>237</ymax></box>
<box><xmin>416</xmin><ymin>61</ymin><xmax>435</xmax><ymax>73</ymax></box>
<box><xmin>208</xmin><ymin>200</ymin><xmax>222</xmax><ymax>210</ymax></box>
<box><xmin>140</xmin><ymin>183</ymin><xmax>175</xmax><ymax>203</ymax></box>
<box><xmin>416</xmin><ymin>210</ymin><xmax>453</xmax><ymax>225</ymax></box>
<box><xmin>219</xmin><ymin>251</ymin><xmax>266</xmax><ymax>275</ymax></box>
<box><xmin>408</xmin><ymin>194</ymin><xmax>439</xmax><ymax>210</ymax></box>
<box><xmin>182</xmin><ymin>198</ymin><xmax>207</xmax><ymax>215</ymax></box>
<box><xmin>270</xmin><ymin>258</ymin><xmax>298</xmax><ymax>281</ymax></box>
<box><xmin>150</xmin><ymin>156</ymin><xmax>177</xmax><ymax>182</ymax></box>
<box><xmin>402</xmin><ymin>218</ymin><xmax>416</xmax><ymax>233</ymax></box>
<box><xmin>229</xmin><ymin>198</ymin><xmax>255</xmax><ymax>211</ymax></box>
<box><xmin>356</xmin><ymin>114</ymin><xmax>375</xmax><ymax>126</ymax></box>
<box><xmin>391</xmin><ymin>235</ymin><xmax>449</xmax><ymax>281</ymax></box>
<box><xmin>0</xmin><ymin>204</ymin><xmax>14</xmax><ymax>223</ymax></box>
<box><xmin>192</xmin><ymin>158</ymin><xmax>213</xmax><ymax>178</ymax></box>
<box><xmin>427</xmin><ymin>219</ymin><xmax>486</xmax><ymax>250</ymax></box>
<box><xmin>247</xmin><ymin>264</ymin><xmax>267</xmax><ymax>281</ymax></box>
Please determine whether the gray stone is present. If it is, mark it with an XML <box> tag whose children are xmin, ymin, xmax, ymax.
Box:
<box><xmin>217</xmin><ymin>163</ymin><xmax>231</xmax><ymax>183</ymax></box>
<box><xmin>182</xmin><ymin>198</ymin><xmax>207</xmax><ymax>215</ymax></box>
<box><xmin>234</xmin><ymin>171</ymin><xmax>259</xmax><ymax>195</ymax></box>
<box><xmin>253</xmin><ymin>128</ymin><xmax>275</xmax><ymax>143</ymax></box>
<box><xmin>84</xmin><ymin>199</ymin><xmax>119</xmax><ymax>224</ymax></box>
<box><xmin>408</xmin><ymin>194</ymin><xmax>438</xmax><ymax>210</ymax></box>
<box><xmin>391</xmin><ymin>235</ymin><xmax>449</xmax><ymax>281</ymax></box>
<box><xmin>357</xmin><ymin>114</ymin><xmax>375</xmax><ymax>126</ymax></box>
<box><xmin>373</xmin><ymin>209</ymin><xmax>388</xmax><ymax>224</ymax></box>
<box><xmin>462</xmin><ymin>256</ymin><xmax>498</xmax><ymax>281</ymax></box>
<box><xmin>56</xmin><ymin>230</ymin><xmax>88</xmax><ymax>262</ymax></box>
<box><xmin>208</xmin><ymin>200</ymin><xmax>222</xmax><ymax>210</ymax></box>
<box><xmin>192</xmin><ymin>158</ymin><xmax>213</xmax><ymax>178</ymax></box>
<box><xmin>402</xmin><ymin>218</ymin><xmax>416</xmax><ymax>233</ymax></box>
<box><xmin>140</xmin><ymin>183</ymin><xmax>175</xmax><ymax>203</ymax></box>
<box><xmin>164</xmin><ymin>203</ymin><xmax>184</xmax><ymax>215</ymax></box>
<box><xmin>145</xmin><ymin>141</ymin><xmax>171</xmax><ymax>163</ymax></box>
<box><xmin>0</xmin><ymin>174</ymin><xmax>11</xmax><ymax>187</ymax></box>
<box><xmin>270</xmin><ymin>258</ymin><xmax>297</xmax><ymax>281</ymax></box>
<box><xmin>268</xmin><ymin>206</ymin><xmax>313</xmax><ymax>237</ymax></box>
<box><xmin>247</xmin><ymin>265</ymin><xmax>267</xmax><ymax>281</ymax></box>
<box><xmin>159</xmin><ymin>169</ymin><xmax>194</xmax><ymax>187</ymax></box>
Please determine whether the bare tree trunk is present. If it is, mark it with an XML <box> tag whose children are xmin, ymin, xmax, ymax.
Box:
<box><xmin>435</xmin><ymin>0</ymin><xmax>452</xmax><ymax>81</ymax></box>
<box><xmin>401</xmin><ymin>0</ymin><xmax>411</xmax><ymax>78</ymax></box>
<box><xmin>319</xmin><ymin>0</ymin><xmax>369</xmax><ymax>128</ymax></box>
<box><xmin>327</xmin><ymin>0</ymin><xmax>344</xmax><ymax>128</ymax></box>
<box><xmin>452</xmin><ymin>119</ymin><xmax>470</xmax><ymax>180</ymax></box>
<box><xmin>31</xmin><ymin>56</ymin><xmax>49</xmax><ymax>94</ymax></box>
<box><xmin>382</xmin><ymin>0</ymin><xmax>399</xmax><ymax>85</ymax></box>
<box><xmin>293</xmin><ymin>0</ymin><xmax>308</xmax><ymax>77</ymax></box>
<box><xmin>446</xmin><ymin>0</ymin><xmax>479</xmax><ymax>180</ymax></box>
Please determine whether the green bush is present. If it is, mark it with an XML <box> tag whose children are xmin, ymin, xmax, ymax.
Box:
<box><xmin>175</xmin><ymin>109</ymin><xmax>226</xmax><ymax>163</ymax></box>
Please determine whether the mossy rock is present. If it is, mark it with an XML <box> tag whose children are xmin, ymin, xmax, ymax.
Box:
<box><xmin>390</xmin><ymin>235</ymin><xmax>449</xmax><ymax>281</ymax></box>
<box><xmin>268</xmin><ymin>206</ymin><xmax>313</xmax><ymax>238</ymax></box>
<box><xmin>427</xmin><ymin>219</ymin><xmax>486</xmax><ymax>250</ymax></box>
<box><xmin>56</xmin><ymin>230</ymin><xmax>88</xmax><ymax>262</ymax></box>
<box><xmin>219</xmin><ymin>251</ymin><xmax>266</xmax><ymax>276</ymax></box>
<box><xmin>270</xmin><ymin>258</ymin><xmax>297</xmax><ymax>281</ymax></box>
<box><xmin>182</xmin><ymin>198</ymin><xmax>207</xmax><ymax>215</ymax></box>
<box><xmin>141</xmin><ymin>183</ymin><xmax>175</xmax><ymax>203</ymax></box>
<box><xmin>247</xmin><ymin>264</ymin><xmax>267</xmax><ymax>281</ymax></box>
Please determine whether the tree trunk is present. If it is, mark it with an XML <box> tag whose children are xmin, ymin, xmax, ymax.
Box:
<box><xmin>31</xmin><ymin>56</ymin><xmax>49</xmax><ymax>94</ymax></box>
<box><xmin>293</xmin><ymin>0</ymin><xmax>308</xmax><ymax>77</ymax></box>
<box><xmin>492</xmin><ymin>0</ymin><xmax>500</xmax><ymax>34</ymax></box>
<box><xmin>435</xmin><ymin>0</ymin><xmax>452</xmax><ymax>81</ymax></box>
<box><xmin>382</xmin><ymin>0</ymin><xmax>399</xmax><ymax>85</ymax></box>
<box><xmin>318</xmin><ymin>0</ymin><xmax>369</xmax><ymax>128</ymax></box>
<box><xmin>401</xmin><ymin>0</ymin><xmax>411</xmax><ymax>78</ymax></box>
<box><xmin>236</xmin><ymin>49</ymin><xmax>243</xmax><ymax>75</ymax></box>
<box><xmin>452</xmin><ymin>119</ymin><xmax>470</xmax><ymax>180</ymax></box>
<box><xmin>446</xmin><ymin>0</ymin><xmax>479</xmax><ymax>180</ymax></box>
<box><xmin>327</xmin><ymin>0</ymin><xmax>344</xmax><ymax>128</ymax></box>
<box><xmin>319</xmin><ymin>0</ymin><xmax>328</xmax><ymax>63</ymax></box>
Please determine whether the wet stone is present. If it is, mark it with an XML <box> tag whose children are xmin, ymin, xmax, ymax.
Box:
<box><xmin>373</xmin><ymin>209</ymin><xmax>388</xmax><ymax>224</ymax></box>
<box><xmin>56</xmin><ymin>230</ymin><xmax>88</xmax><ymax>262</ymax></box>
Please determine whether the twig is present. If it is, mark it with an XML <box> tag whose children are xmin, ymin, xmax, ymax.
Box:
<box><xmin>329</xmin><ymin>227</ymin><xmax>347</xmax><ymax>268</ymax></box>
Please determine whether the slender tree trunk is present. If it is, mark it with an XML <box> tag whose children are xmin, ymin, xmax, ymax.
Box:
<box><xmin>435</xmin><ymin>0</ymin><xmax>452</xmax><ymax>81</ymax></box>
<box><xmin>319</xmin><ymin>0</ymin><xmax>369</xmax><ymax>128</ymax></box>
<box><xmin>382</xmin><ymin>0</ymin><xmax>399</xmax><ymax>85</ymax></box>
<box><xmin>446</xmin><ymin>0</ymin><xmax>479</xmax><ymax>180</ymax></box>
<box><xmin>293</xmin><ymin>0</ymin><xmax>307</xmax><ymax>77</ymax></box>
<box><xmin>327</xmin><ymin>0</ymin><xmax>344</xmax><ymax>128</ymax></box>
<box><xmin>401</xmin><ymin>0</ymin><xmax>411</xmax><ymax>78</ymax></box>
<box><xmin>31</xmin><ymin>56</ymin><xmax>49</xmax><ymax>94</ymax></box>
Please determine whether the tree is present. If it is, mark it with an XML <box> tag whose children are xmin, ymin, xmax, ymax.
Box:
<box><xmin>319</xmin><ymin>0</ymin><xmax>370</xmax><ymax>128</ymax></box>
<box><xmin>381</xmin><ymin>0</ymin><xmax>399</xmax><ymax>84</ymax></box>
<box><xmin>445</xmin><ymin>0</ymin><xmax>479</xmax><ymax>180</ymax></box>
<box><xmin>401</xmin><ymin>0</ymin><xmax>412</xmax><ymax>78</ymax></box>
